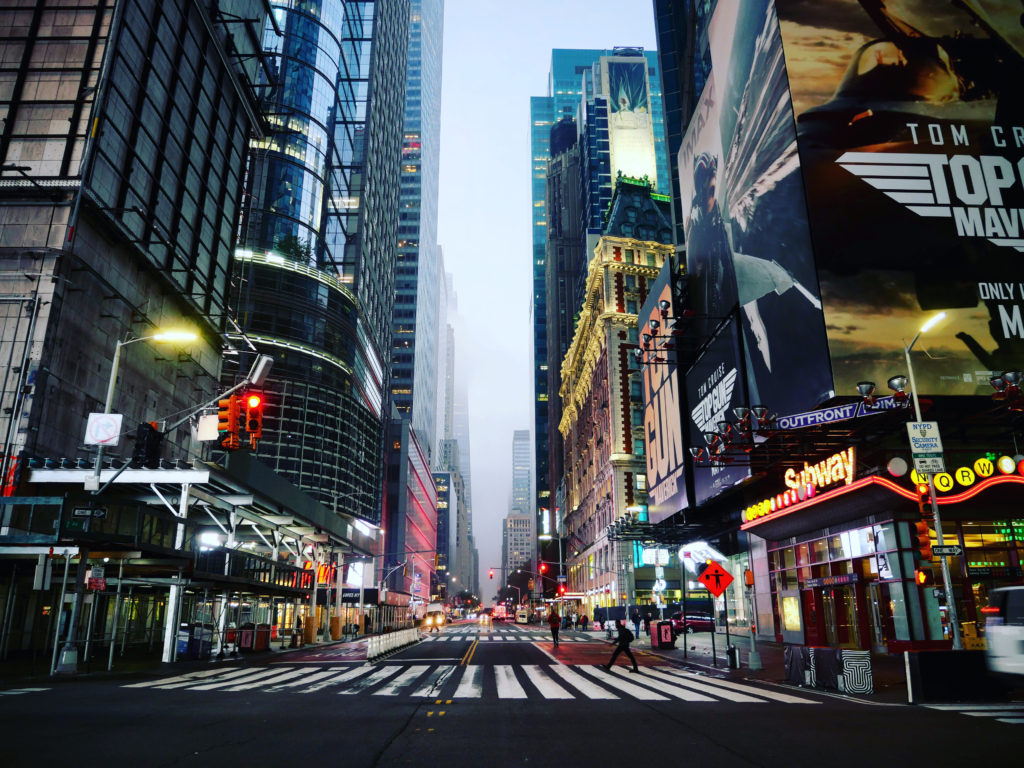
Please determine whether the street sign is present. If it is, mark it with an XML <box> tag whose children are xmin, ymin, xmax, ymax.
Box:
<box><xmin>697</xmin><ymin>561</ymin><xmax>733</xmax><ymax>597</ymax></box>
<box><xmin>88</xmin><ymin>578</ymin><xmax>107</xmax><ymax>591</ymax></box>
<box><xmin>932</xmin><ymin>545</ymin><xmax>962</xmax><ymax>556</ymax></box>
<box><xmin>907</xmin><ymin>422</ymin><xmax>945</xmax><ymax>473</ymax></box>
<box><xmin>85</xmin><ymin>412</ymin><xmax>123</xmax><ymax>446</ymax></box>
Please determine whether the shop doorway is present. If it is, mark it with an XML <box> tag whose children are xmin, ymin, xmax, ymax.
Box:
<box><xmin>822</xmin><ymin>586</ymin><xmax>859</xmax><ymax>648</ymax></box>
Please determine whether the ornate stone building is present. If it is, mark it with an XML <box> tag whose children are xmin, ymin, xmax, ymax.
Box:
<box><xmin>558</xmin><ymin>177</ymin><xmax>674</xmax><ymax>618</ymax></box>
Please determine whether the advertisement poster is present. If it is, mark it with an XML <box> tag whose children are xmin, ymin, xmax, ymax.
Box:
<box><xmin>606</xmin><ymin>58</ymin><xmax>659</xmax><ymax>189</ymax></box>
<box><xmin>678</xmin><ymin>0</ymin><xmax>834</xmax><ymax>424</ymax></box>
<box><xmin>775</xmin><ymin>0</ymin><xmax>1024</xmax><ymax>395</ymax></box>
<box><xmin>639</xmin><ymin>261</ymin><xmax>688</xmax><ymax>523</ymax></box>
<box><xmin>686</xmin><ymin>319</ymin><xmax>750</xmax><ymax>505</ymax></box>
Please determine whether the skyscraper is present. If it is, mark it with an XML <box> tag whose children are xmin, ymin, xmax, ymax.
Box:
<box><xmin>511</xmin><ymin>429</ymin><xmax>532</xmax><ymax>516</ymax></box>
<box><xmin>389</xmin><ymin>0</ymin><xmax>444</xmax><ymax>458</ymax></box>
<box><xmin>530</xmin><ymin>47</ymin><xmax>667</xmax><ymax>589</ymax></box>
<box><xmin>231</xmin><ymin>0</ymin><xmax>410</xmax><ymax>522</ymax></box>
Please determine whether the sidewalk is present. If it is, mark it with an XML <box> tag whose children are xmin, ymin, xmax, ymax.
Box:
<box><xmin>0</xmin><ymin>635</ymin><xmax>367</xmax><ymax>688</ymax></box>
<box><xmin>575</xmin><ymin>626</ymin><xmax>909</xmax><ymax>704</ymax></box>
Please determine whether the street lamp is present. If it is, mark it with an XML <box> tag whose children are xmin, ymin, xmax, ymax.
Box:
<box><xmin>507</xmin><ymin>584</ymin><xmax>522</xmax><ymax>605</ymax></box>
<box><xmin>58</xmin><ymin>328</ymin><xmax>196</xmax><ymax>674</ymax></box>
<box><xmin>86</xmin><ymin>329</ymin><xmax>198</xmax><ymax>490</ymax></box>
<box><xmin>903</xmin><ymin>311</ymin><xmax>962</xmax><ymax>651</ymax></box>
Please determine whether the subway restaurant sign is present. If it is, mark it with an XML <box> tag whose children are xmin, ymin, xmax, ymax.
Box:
<box><xmin>744</xmin><ymin>448</ymin><xmax>856</xmax><ymax>523</ymax></box>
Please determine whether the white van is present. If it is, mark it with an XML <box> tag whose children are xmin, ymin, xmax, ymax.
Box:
<box><xmin>985</xmin><ymin>586</ymin><xmax>1024</xmax><ymax>676</ymax></box>
<box><xmin>423</xmin><ymin>602</ymin><xmax>445</xmax><ymax>631</ymax></box>
<box><xmin>515</xmin><ymin>608</ymin><xmax>530</xmax><ymax>625</ymax></box>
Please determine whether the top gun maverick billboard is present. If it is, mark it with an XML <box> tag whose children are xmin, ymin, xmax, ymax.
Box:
<box><xmin>775</xmin><ymin>0</ymin><xmax>1024</xmax><ymax>395</ymax></box>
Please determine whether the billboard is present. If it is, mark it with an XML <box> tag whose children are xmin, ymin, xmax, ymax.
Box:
<box><xmin>677</xmin><ymin>0</ymin><xmax>834</xmax><ymax>424</ymax></box>
<box><xmin>686</xmin><ymin>318</ymin><xmax>750</xmax><ymax>505</ymax></box>
<box><xmin>775</xmin><ymin>0</ymin><xmax>1024</xmax><ymax>395</ymax></box>
<box><xmin>606</xmin><ymin>58</ymin><xmax>659</xmax><ymax>189</ymax></box>
<box><xmin>639</xmin><ymin>261</ymin><xmax>688</xmax><ymax>523</ymax></box>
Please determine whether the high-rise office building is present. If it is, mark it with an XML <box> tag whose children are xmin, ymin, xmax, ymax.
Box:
<box><xmin>530</xmin><ymin>48</ymin><xmax>667</xmax><ymax>590</ymax></box>
<box><xmin>501</xmin><ymin>512</ymin><xmax>535</xmax><ymax>577</ymax></box>
<box><xmin>231</xmin><ymin>0</ymin><xmax>410</xmax><ymax>522</ymax></box>
<box><xmin>0</xmin><ymin>0</ymin><xmax>264</xmax><ymax>475</ymax></box>
<box><xmin>511</xmin><ymin>429</ymin><xmax>531</xmax><ymax>516</ymax></box>
<box><xmin>389</xmin><ymin>0</ymin><xmax>444</xmax><ymax>458</ymax></box>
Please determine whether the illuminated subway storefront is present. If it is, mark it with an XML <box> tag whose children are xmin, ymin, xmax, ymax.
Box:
<box><xmin>741</xmin><ymin>449</ymin><xmax>1024</xmax><ymax>652</ymax></box>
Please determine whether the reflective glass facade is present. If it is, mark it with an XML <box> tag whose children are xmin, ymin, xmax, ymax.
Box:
<box><xmin>390</xmin><ymin>0</ymin><xmax>443</xmax><ymax>461</ymax></box>
<box><xmin>232</xmin><ymin>0</ymin><xmax>409</xmax><ymax>522</ymax></box>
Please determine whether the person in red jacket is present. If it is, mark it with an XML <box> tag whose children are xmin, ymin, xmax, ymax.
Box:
<box><xmin>547</xmin><ymin>606</ymin><xmax>561</xmax><ymax>647</ymax></box>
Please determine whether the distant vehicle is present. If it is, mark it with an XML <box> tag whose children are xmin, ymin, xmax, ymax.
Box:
<box><xmin>478</xmin><ymin>612</ymin><xmax>491</xmax><ymax>626</ymax></box>
<box><xmin>423</xmin><ymin>602</ymin><xmax>445</xmax><ymax>631</ymax></box>
<box><xmin>669</xmin><ymin>611</ymin><xmax>715</xmax><ymax>635</ymax></box>
<box><xmin>985</xmin><ymin>586</ymin><xmax>1024</xmax><ymax>677</ymax></box>
<box><xmin>492</xmin><ymin>605</ymin><xmax>508</xmax><ymax>622</ymax></box>
<box><xmin>514</xmin><ymin>608</ymin><xmax>529</xmax><ymax>625</ymax></box>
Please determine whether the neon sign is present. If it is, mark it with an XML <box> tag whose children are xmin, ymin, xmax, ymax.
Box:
<box><xmin>744</xmin><ymin>447</ymin><xmax>856</xmax><ymax>523</ymax></box>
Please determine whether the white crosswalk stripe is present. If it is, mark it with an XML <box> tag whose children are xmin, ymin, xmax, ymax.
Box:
<box><xmin>119</xmin><ymin>663</ymin><xmax>822</xmax><ymax>704</ymax></box>
<box><xmin>0</xmin><ymin>687</ymin><xmax>49</xmax><ymax>696</ymax></box>
<box><xmin>924</xmin><ymin>703</ymin><xmax>1024</xmax><ymax>725</ymax></box>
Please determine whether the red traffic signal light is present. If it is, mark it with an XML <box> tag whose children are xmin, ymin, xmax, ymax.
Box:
<box><xmin>557</xmin><ymin>583</ymin><xmax>566</xmax><ymax>596</ymax></box>
<box><xmin>915</xmin><ymin>568</ymin><xmax>934</xmax><ymax>587</ymax></box>
<box><xmin>489</xmin><ymin>569</ymin><xmax>494</xmax><ymax>580</ymax></box>
<box><xmin>539</xmin><ymin>563</ymin><xmax>547</xmax><ymax>573</ymax></box>
<box><xmin>244</xmin><ymin>392</ymin><xmax>263</xmax><ymax>445</ymax></box>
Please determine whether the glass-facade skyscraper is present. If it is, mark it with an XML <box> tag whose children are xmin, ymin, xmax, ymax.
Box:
<box><xmin>530</xmin><ymin>47</ymin><xmax>668</xmax><ymax>586</ymax></box>
<box><xmin>231</xmin><ymin>0</ymin><xmax>410</xmax><ymax>523</ymax></box>
<box><xmin>390</xmin><ymin>0</ymin><xmax>444</xmax><ymax>459</ymax></box>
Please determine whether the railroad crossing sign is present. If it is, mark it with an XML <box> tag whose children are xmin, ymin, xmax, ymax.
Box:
<box><xmin>697</xmin><ymin>561</ymin><xmax>733</xmax><ymax>597</ymax></box>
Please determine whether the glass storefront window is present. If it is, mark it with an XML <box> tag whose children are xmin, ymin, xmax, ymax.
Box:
<box><xmin>828</xmin><ymin>533</ymin><xmax>847</xmax><ymax>560</ymax></box>
<box><xmin>782</xmin><ymin>547</ymin><xmax>796</xmax><ymax>569</ymax></box>
<box><xmin>796</xmin><ymin>543</ymin><xmax>811</xmax><ymax>566</ymax></box>
<box><xmin>812</xmin><ymin>538</ymin><xmax>829</xmax><ymax>563</ymax></box>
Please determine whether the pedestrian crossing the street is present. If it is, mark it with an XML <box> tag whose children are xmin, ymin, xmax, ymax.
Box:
<box><xmin>923</xmin><ymin>703</ymin><xmax>1024</xmax><ymax>725</ymax></box>
<box><xmin>122</xmin><ymin>663</ymin><xmax>822</xmax><ymax>704</ymax></box>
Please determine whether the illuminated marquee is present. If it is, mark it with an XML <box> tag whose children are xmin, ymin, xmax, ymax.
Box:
<box><xmin>745</xmin><ymin>447</ymin><xmax>856</xmax><ymax>523</ymax></box>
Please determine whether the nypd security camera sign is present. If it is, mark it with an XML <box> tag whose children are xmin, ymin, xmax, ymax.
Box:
<box><xmin>906</xmin><ymin>422</ymin><xmax>945</xmax><ymax>474</ymax></box>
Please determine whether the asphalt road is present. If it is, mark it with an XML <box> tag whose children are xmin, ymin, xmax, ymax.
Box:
<box><xmin>1</xmin><ymin>620</ymin><xmax>1020</xmax><ymax>767</ymax></box>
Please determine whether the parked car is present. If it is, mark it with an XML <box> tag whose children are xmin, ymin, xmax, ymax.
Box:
<box><xmin>669</xmin><ymin>611</ymin><xmax>715</xmax><ymax>635</ymax></box>
<box><xmin>985</xmin><ymin>586</ymin><xmax>1024</xmax><ymax>677</ymax></box>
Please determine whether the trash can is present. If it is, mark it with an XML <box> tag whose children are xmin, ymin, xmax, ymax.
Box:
<box><xmin>176</xmin><ymin>623</ymin><xmax>191</xmax><ymax>657</ymax></box>
<box><xmin>726</xmin><ymin>644</ymin><xmax>740</xmax><ymax>669</ymax></box>
<box><xmin>253</xmin><ymin>623</ymin><xmax>271</xmax><ymax>651</ymax></box>
<box><xmin>238</xmin><ymin>622</ymin><xmax>255</xmax><ymax>651</ymax></box>
<box><xmin>652</xmin><ymin>621</ymin><xmax>676</xmax><ymax>649</ymax></box>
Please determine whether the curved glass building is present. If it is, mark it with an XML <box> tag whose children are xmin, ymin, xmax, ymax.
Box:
<box><xmin>231</xmin><ymin>0</ymin><xmax>409</xmax><ymax>522</ymax></box>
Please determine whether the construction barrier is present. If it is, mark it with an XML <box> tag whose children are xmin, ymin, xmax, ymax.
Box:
<box><xmin>366</xmin><ymin>627</ymin><xmax>420</xmax><ymax>660</ymax></box>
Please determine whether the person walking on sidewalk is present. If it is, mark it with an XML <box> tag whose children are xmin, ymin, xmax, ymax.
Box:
<box><xmin>631</xmin><ymin>609</ymin><xmax>641</xmax><ymax>639</ymax></box>
<box><xmin>603</xmin><ymin>619</ymin><xmax>639</xmax><ymax>672</ymax></box>
<box><xmin>547</xmin><ymin>606</ymin><xmax>561</xmax><ymax>646</ymax></box>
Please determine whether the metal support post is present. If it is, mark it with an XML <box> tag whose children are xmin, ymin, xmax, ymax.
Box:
<box><xmin>108</xmin><ymin>558</ymin><xmax>125</xmax><ymax>671</ymax></box>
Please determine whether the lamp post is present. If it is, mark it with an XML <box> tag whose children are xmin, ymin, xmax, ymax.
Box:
<box><xmin>506</xmin><ymin>584</ymin><xmax>522</xmax><ymax>606</ymax></box>
<box><xmin>86</xmin><ymin>330</ymin><xmax>198</xmax><ymax>490</ymax></box>
<box><xmin>57</xmin><ymin>329</ymin><xmax>196</xmax><ymax>674</ymax></box>
<box><xmin>903</xmin><ymin>311</ymin><xmax>962</xmax><ymax>651</ymax></box>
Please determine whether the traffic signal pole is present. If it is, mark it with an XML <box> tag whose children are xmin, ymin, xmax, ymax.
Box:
<box><xmin>905</xmin><ymin>340</ymin><xmax>962</xmax><ymax>650</ymax></box>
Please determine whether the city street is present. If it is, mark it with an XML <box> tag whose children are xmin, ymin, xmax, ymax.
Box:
<box><xmin>1</xmin><ymin>621</ymin><xmax>1020</xmax><ymax>767</ymax></box>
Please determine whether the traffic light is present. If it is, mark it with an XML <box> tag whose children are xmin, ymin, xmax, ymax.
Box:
<box><xmin>557</xmin><ymin>583</ymin><xmax>566</xmax><ymax>596</ymax></box>
<box><xmin>131</xmin><ymin>421</ymin><xmax>163</xmax><ymax>468</ymax></box>
<box><xmin>217</xmin><ymin>395</ymin><xmax>240</xmax><ymax>450</ymax></box>
<box><xmin>244</xmin><ymin>392</ymin><xmax>263</xmax><ymax>447</ymax></box>
<box><xmin>539</xmin><ymin>563</ymin><xmax>547</xmax><ymax>573</ymax></box>
<box><xmin>489</xmin><ymin>569</ymin><xmax>494</xmax><ymax>580</ymax></box>
<box><xmin>914</xmin><ymin>520</ymin><xmax>933</xmax><ymax>561</ymax></box>
<box><xmin>916</xmin><ymin>482</ymin><xmax>931</xmax><ymax>513</ymax></box>
<box><xmin>915</xmin><ymin>567</ymin><xmax>934</xmax><ymax>587</ymax></box>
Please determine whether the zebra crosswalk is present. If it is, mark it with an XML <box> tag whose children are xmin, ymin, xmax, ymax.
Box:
<box><xmin>122</xmin><ymin>663</ymin><xmax>821</xmax><ymax>703</ymax></box>
<box><xmin>923</xmin><ymin>702</ymin><xmax>1024</xmax><ymax>725</ymax></box>
<box><xmin>0</xmin><ymin>687</ymin><xmax>49</xmax><ymax>697</ymax></box>
<box><xmin>421</xmin><ymin>632</ymin><xmax>588</xmax><ymax>642</ymax></box>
